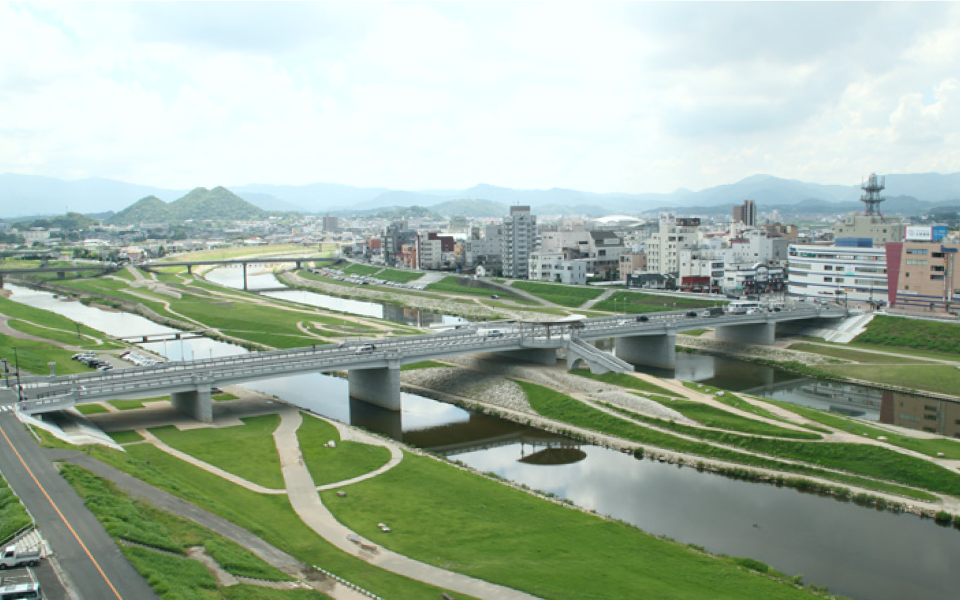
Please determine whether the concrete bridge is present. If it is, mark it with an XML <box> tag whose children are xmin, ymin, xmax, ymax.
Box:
<box><xmin>6</xmin><ymin>305</ymin><xmax>846</xmax><ymax>423</ymax></box>
<box><xmin>0</xmin><ymin>263</ymin><xmax>120</xmax><ymax>287</ymax></box>
<box><xmin>142</xmin><ymin>256</ymin><xmax>337</xmax><ymax>290</ymax></box>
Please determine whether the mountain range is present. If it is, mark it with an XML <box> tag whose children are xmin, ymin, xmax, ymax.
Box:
<box><xmin>1</xmin><ymin>171</ymin><xmax>957</xmax><ymax>220</ymax></box>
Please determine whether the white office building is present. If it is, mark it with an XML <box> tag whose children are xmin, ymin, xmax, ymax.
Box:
<box><xmin>787</xmin><ymin>240</ymin><xmax>888</xmax><ymax>304</ymax></box>
<box><xmin>528</xmin><ymin>252</ymin><xmax>588</xmax><ymax>284</ymax></box>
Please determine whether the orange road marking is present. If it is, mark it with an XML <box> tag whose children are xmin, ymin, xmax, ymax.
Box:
<box><xmin>0</xmin><ymin>423</ymin><xmax>124</xmax><ymax>600</ymax></box>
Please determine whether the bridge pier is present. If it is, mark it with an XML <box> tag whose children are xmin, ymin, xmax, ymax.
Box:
<box><xmin>243</xmin><ymin>263</ymin><xmax>248</xmax><ymax>291</ymax></box>
<box><xmin>715</xmin><ymin>321</ymin><xmax>776</xmax><ymax>345</ymax></box>
<box><xmin>172</xmin><ymin>386</ymin><xmax>213</xmax><ymax>423</ymax></box>
<box><xmin>348</xmin><ymin>367</ymin><xmax>401</xmax><ymax>411</ymax></box>
<box><xmin>615</xmin><ymin>333</ymin><xmax>676</xmax><ymax>369</ymax></box>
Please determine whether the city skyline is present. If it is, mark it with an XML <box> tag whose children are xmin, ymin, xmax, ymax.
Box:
<box><xmin>3</xmin><ymin>2</ymin><xmax>960</xmax><ymax>197</ymax></box>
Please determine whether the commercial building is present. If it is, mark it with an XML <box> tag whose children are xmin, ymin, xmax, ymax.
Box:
<box><xmin>885</xmin><ymin>226</ymin><xmax>958</xmax><ymax>314</ymax></box>
<box><xmin>787</xmin><ymin>239</ymin><xmax>888</xmax><ymax>304</ymax></box>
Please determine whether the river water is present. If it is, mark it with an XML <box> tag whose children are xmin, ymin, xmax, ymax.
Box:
<box><xmin>7</xmin><ymin>281</ymin><xmax>960</xmax><ymax>600</ymax></box>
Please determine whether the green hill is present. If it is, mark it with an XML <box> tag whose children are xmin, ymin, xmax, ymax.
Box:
<box><xmin>170</xmin><ymin>186</ymin><xmax>266</xmax><ymax>221</ymax></box>
<box><xmin>109</xmin><ymin>196</ymin><xmax>172</xmax><ymax>225</ymax></box>
<box><xmin>108</xmin><ymin>187</ymin><xmax>266</xmax><ymax>225</ymax></box>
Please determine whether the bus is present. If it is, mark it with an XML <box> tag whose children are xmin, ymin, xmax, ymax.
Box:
<box><xmin>724</xmin><ymin>300</ymin><xmax>763</xmax><ymax>315</ymax></box>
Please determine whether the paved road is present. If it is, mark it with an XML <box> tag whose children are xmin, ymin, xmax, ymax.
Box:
<box><xmin>0</xmin><ymin>411</ymin><xmax>159</xmax><ymax>600</ymax></box>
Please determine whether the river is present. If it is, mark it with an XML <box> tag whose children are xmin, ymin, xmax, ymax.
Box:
<box><xmin>6</xmin><ymin>281</ymin><xmax>960</xmax><ymax>600</ymax></box>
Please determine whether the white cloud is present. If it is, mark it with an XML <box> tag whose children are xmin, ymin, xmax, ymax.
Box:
<box><xmin>1</xmin><ymin>1</ymin><xmax>960</xmax><ymax>196</ymax></box>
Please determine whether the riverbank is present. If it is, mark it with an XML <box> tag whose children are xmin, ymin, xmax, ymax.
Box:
<box><xmin>398</xmin><ymin>357</ymin><xmax>960</xmax><ymax>521</ymax></box>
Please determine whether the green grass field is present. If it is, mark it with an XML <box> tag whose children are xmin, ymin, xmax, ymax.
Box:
<box><xmin>86</xmin><ymin>443</ymin><xmax>478</xmax><ymax>598</ymax></box>
<box><xmin>787</xmin><ymin>342</ymin><xmax>936</xmax><ymax>364</ymax></box>
<box><xmin>427</xmin><ymin>277</ymin><xmax>532</xmax><ymax>303</ymax></box>
<box><xmin>854</xmin><ymin>315</ymin><xmax>960</xmax><ymax>355</ymax></box>
<box><xmin>149</xmin><ymin>415</ymin><xmax>285</xmax><ymax>489</ymax></box>
<box><xmin>510</xmin><ymin>281</ymin><xmax>605</xmax><ymax>307</ymax></box>
<box><xmin>593</xmin><ymin>291</ymin><xmax>720</xmax><ymax>313</ymax></box>
<box><xmin>321</xmin><ymin>451</ymin><xmax>823</xmax><ymax>600</ymax></box>
<box><xmin>297</xmin><ymin>415</ymin><xmax>392</xmax><ymax>486</ymax></box>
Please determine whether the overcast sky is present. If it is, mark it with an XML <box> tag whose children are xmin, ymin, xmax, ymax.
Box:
<box><xmin>3</xmin><ymin>2</ymin><xmax>959</xmax><ymax>194</ymax></box>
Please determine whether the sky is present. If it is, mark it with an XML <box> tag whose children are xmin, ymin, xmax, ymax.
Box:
<box><xmin>2</xmin><ymin>1</ymin><xmax>960</xmax><ymax>195</ymax></box>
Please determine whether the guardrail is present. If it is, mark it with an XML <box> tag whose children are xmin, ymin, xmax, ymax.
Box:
<box><xmin>18</xmin><ymin>306</ymin><xmax>846</xmax><ymax>414</ymax></box>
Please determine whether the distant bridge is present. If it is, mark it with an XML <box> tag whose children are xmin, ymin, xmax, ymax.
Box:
<box><xmin>4</xmin><ymin>306</ymin><xmax>847</xmax><ymax>423</ymax></box>
<box><xmin>0</xmin><ymin>263</ymin><xmax>120</xmax><ymax>287</ymax></box>
<box><xmin>142</xmin><ymin>256</ymin><xmax>338</xmax><ymax>290</ymax></box>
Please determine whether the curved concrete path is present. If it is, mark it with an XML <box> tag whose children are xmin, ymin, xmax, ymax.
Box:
<box><xmin>273</xmin><ymin>411</ymin><xmax>541</xmax><ymax>600</ymax></box>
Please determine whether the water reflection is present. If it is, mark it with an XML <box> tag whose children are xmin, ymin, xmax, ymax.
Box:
<box><xmin>450</xmin><ymin>443</ymin><xmax>960</xmax><ymax>600</ymax></box>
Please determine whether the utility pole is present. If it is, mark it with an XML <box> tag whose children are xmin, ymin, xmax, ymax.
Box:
<box><xmin>13</xmin><ymin>347</ymin><xmax>23</xmax><ymax>401</ymax></box>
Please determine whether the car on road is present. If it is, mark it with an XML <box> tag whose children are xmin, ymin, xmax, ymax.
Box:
<box><xmin>355</xmin><ymin>343</ymin><xmax>376</xmax><ymax>354</ymax></box>
<box><xmin>490</xmin><ymin>294</ymin><xmax>500</xmax><ymax>299</ymax></box>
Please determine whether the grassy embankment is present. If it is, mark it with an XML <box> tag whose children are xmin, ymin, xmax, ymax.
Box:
<box><xmin>593</xmin><ymin>291</ymin><xmax>721</xmax><ymax>313</ymax></box>
<box><xmin>767</xmin><ymin>316</ymin><xmax>960</xmax><ymax>396</ymax></box>
<box><xmin>753</xmin><ymin>394</ymin><xmax>960</xmax><ymax>461</ymax></box>
<box><xmin>509</xmin><ymin>280</ymin><xmax>606</xmax><ymax>307</ymax></box>
<box><xmin>0</xmin><ymin>294</ymin><xmax>127</xmax><ymax>375</ymax></box>
<box><xmin>53</xmin><ymin>274</ymin><xmax>415</xmax><ymax>350</ymax></box>
<box><xmin>81</xmin><ymin>418</ymin><xmax>827</xmax><ymax>600</ymax></box>
<box><xmin>0</xmin><ymin>472</ymin><xmax>31</xmax><ymax>543</ymax></box>
<box><xmin>517</xmin><ymin>380</ymin><xmax>943</xmax><ymax>503</ymax></box>
<box><xmin>62</xmin><ymin>465</ymin><xmax>293</xmax><ymax>582</ymax></box>
<box><xmin>426</xmin><ymin>276</ymin><xmax>534</xmax><ymax>304</ymax></box>
<box><xmin>78</xmin><ymin>429</ymin><xmax>489</xmax><ymax>598</ymax></box>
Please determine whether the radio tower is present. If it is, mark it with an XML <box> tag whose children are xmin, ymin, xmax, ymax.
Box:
<box><xmin>860</xmin><ymin>173</ymin><xmax>885</xmax><ymax>216</ymax></box>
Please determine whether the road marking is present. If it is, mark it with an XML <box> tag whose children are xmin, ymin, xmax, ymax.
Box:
<box><xmin>0</xmin><ymin>424</ymin><xmax>125</xmax><ymax>600</ymax></box>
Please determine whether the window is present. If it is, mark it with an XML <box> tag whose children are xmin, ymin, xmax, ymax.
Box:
<box><xmin>906</xmin><ymin>248</ymin><xmax>928</xmax><ymax>255</ymax></box>
<box><xmin>931</xmin><ymin>275</ymin><xmax>945</xmax><ymax>280</ymax></box>
<box><xmin>906</xmin><ymin>260</ymin><xmax>927</xmax><ymax>265</ymax></box>
<box><xmin>824</xmin><ymin>265</ymin><xmax>834</xmax><ymax>271</ymax></box>
<box><xmin>835</xmin><ymin>278</ymin><xmax>844</xmax><ymax>284</ymax></box>
<box><xmin>824</xmin><ymin>276</ymin><xmax>833</xmax><ymax>282</ymax></box>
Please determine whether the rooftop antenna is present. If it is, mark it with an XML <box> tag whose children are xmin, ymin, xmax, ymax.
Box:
<box><xmin>860</xmin><ymin>172</ymin><xmax>885</xmax><ymax>216</ymax></box>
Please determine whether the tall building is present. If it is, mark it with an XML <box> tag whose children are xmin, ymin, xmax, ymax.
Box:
<box><xmin>322</xmin><ymin>214</ymin><xmax>339</xmax><ymax>233</ymax></box>
<box><xmin>733</xmin><ymin>200</ymin><xmax>757</xmax><ymax>226</ymax></box>
<box><xmin>501</xmin><ymin>206</ymin><xmax>538</xmax><ymax>278</ymax></box>
<box><xmin>645</xmin><ymin>213</ymin><xmax>701</xmax><ymax>275</ymax></box>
